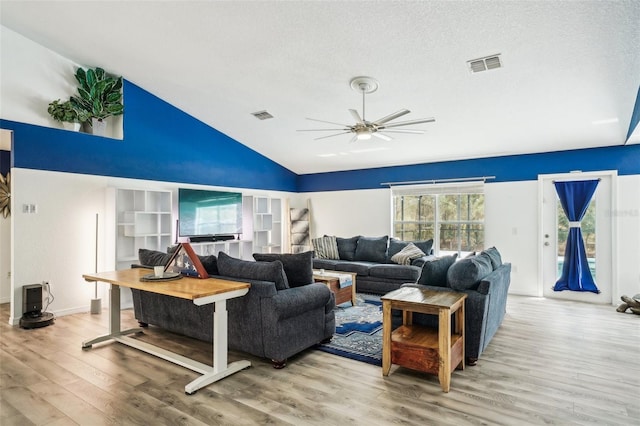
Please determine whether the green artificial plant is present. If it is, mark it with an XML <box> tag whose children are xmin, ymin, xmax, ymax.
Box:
<box><xmin>70</xmin><ymin>67</ymin><xmax>124</xmax><ymax>123</ymax></box>
<box><xmin>47</xmin><ymin>99</ymin><xmax>89</xmax><ymax>123</ymax></box>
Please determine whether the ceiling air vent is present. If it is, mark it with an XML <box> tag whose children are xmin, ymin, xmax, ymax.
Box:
<box><xmin>467</xmin><ymin>54</ymin><xmax>502</xmax><ymax>73</ymax></box>
<box><xmin>251</xmin><ymin>110</ymin><xmax>274</xmax><ymax>120</ymax></box>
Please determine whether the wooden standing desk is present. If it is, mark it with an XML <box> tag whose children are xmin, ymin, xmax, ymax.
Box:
<box><xmin>82</xmin><ymin>268</ymin><xmax>251</xmax><ymax>394</ymax></box>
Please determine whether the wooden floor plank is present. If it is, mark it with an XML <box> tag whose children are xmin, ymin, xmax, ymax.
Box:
<box><xmin>1</xmin><ymin>295</ymin><xmax>638</xmax><ymax>425</ymax></box>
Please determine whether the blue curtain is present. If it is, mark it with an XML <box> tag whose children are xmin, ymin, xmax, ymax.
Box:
<box><xmin>553</xmin><ymin>180</ymin><xmax>600</xmax><ymax>293</ymax></box>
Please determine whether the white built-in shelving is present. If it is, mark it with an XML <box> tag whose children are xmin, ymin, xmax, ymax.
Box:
<box><xmin>250</xmin><ymin>195</ymin><xmax>282</xmax><ymax>254</ymax></box>
<box><xmin>113</xmin><ymin>188</ymin><xmax>172</xmax><ymax>270</ymax></box>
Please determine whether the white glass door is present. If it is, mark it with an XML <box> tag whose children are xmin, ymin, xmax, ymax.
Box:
<box><xmin>539</xmin><ymin>172</ymin><xmax>615</xmax><ymax>303</ymax></box>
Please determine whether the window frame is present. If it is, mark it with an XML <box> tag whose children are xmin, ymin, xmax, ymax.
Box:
<box><xmin>390</xmin><ymin>182</ymin><xmax>485</xmax><ymax>256</ymax></box>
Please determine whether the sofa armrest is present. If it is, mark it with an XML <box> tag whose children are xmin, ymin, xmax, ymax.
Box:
<box><xmin>270</xmin><ymin>283</ymin><xmax>333</xmax><ymax>320</ymax></box>
<box><xmin>477</xmin><ymin>263</ymin><xmax>511</xmax><ymax>295</ymax></box>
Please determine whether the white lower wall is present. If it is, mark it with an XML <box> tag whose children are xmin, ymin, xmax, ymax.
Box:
<box><xmin>0</xmin><ymin>210</ymin><xmax>10</xmax><ymax>304</ymax></box>
<box><xmin>9</xmin><ymin>168</ymin><xmax>292</xmax><ymax>325</ymax></box>
<box><xmin>294</xmin><ymin>176</ymin><xmax>640</xmax><ymax>300</ymax></box>
<box><xmin>9</xmin><ymin>169</ymin><xmax>639</xmax><ymax>324</ymax></box>
<box><xmin>616</xmin><ymin>175</ymin><xmax>640</xmax><ymax>299</ymax></box>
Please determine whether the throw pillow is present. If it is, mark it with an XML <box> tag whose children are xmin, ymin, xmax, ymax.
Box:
<box><xmin>217</xmin><ymin>252</ymin><xmax>289</xmax><ymax>290</ymax></box>
<box><xmin>413</xmin><ymin>239</ymin><xmax>434</xmax><ymax>256</ymax></box>
<box><xmin>138</xmin><ymin>249</ymin><xmax>173</xmax><ymax>267</ymax></box>
<box><xmin>253</xmin><ymin>251</ymin><xmax>313</xmax><ymax>288</ymax></box>
<box><xmin>390</xmin><ymin>243</ymin><xmax>425</xmax><ymax>266</ymax></box>
<box><xmin>198</xmin><ymin>255</ymin><xmax>219</xmax><ymax>276</ymax></box>
<box><xmin>312</xmin><ymin>236</ymin><xmax>339</xmax><ymax>259</ymax></box>
<box><xmin>336</xmin><ymin>235</ymin><xmax>360</xmax><ymax>261</ymax></box>
<box><xmin>418</xmin><ymin>253</ymin><xmax>458</xmax><ymax>287</ymax></box>
<box><xmin>482</xmin><ymin>246</ymin><xmax>502</xmax><ymax>269</ymax></box>
<box><xmin>447</xmin><ymin>252</ymin><xmax>493</xmax><ymax>291</ymax></box>
<box><xmin>386</xmin><ymin>238</ymin><xmax>409</xmax><ymax>262</ymax></box>
<box><xmin>354</xmin><ymin>236</ymin><xmax>389</xmax><ymax>263</ymax></box>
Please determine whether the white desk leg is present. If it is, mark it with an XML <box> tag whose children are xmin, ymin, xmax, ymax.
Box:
<box><xmin>213</xmin><ymin>299</ymin><xmax>227</xmax><ymax>373</ymax></box>
<box><xmin>82</xmin><ymin>284</ymin><xmax>141</xmax><ymax>348</ymax></box>
<box><xmin>184</xmin><ymin>298</ymin><xmax>250</xmax><ymax>394</ymax></box>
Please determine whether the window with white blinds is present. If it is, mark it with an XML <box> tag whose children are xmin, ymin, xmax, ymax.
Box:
<box><xmin>391</xmin><ymin>182</ymin><xmax>485</xmax><ymax>257</ymax></box>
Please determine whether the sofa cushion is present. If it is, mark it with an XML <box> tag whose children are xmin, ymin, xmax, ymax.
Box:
<box><xmin>336</xmin><ymin>236</ymin><xmax>360</xmax><ymax>261</ymax></box>
<box><xmin>198</xmin><ymin>255</ymin><xmax>219</xmax><ymax>276</ymax></box>
<box><xmin>312</xmin><ymin>236</ymin><xmax>339</xmax><ymax>259</ymax></box>
<box><xmin>139</xmin><ymin>248</ymin><xmax>220</xmax><ymax>276</ymax></box>
<box><xmin>369</xmin><ymin>264</ymin><xmax>421</xmax><ymax>281</ymax></box>
<box><xmin>413</xmin><ymin>239</ymin><xmax>434</xmax><ymax>256</ymax></box>
<box><xmin>482</xmin><ymin>246</ymin><xmax>503</xmax><ymax>269</ymax></box>
<box><xmin>217</xmin><ymin>252</ymin><xmax>289</xmax><ymax>290</ymax></box>
<box><xmin>387</xmin><ymin>238</ymin><xmax>433</xmax><ymax>262</ymax></box>
<box><xmin>418</xmin><ymin>254</ymin><xmax>458</xmax><ymax>287</ymax></box>
<box><xmin>390</xmin><ymin>242</ymin><xmax>425</xmax><ymax>265</ymax></box>
<box><xmin>333</xmin><ymin>261</ymin><xmax>375</xmax><ymax>276</ymax></box>
<box><xmin>312</xmin><ymin>258</ymin><xmax>340</xmax><ymax>270</ymax></box>
<box><xmin>354</xmin><ymin>236</ymin><xmax>388</xmax><ymax>263</ymax></box>
<box><xmin>253</xmin><ymin>251</ymin><xmax>313</xmax><ymax>288</ymax></box>
<box><xmin>138</xmin><ymin>249</ymin><xmax>173</xmax><ymax>267</ymax></box>
<box><xmin>386</xmin><ymin>238</ymin><xmax>409</xmax><ymax>262</ymax></box>
<box><xmin>447</xmin><ymin>252</ymin><xmax>493</xmax><ymax>291</ymax></box>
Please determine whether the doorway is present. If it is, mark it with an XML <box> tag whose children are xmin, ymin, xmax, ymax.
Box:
<box><xmin>538</xmin><ymin>171</ymin><xmax>616</xmax><ymax>304</ymax></box>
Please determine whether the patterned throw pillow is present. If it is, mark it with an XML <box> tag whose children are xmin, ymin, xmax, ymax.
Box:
<box><xmin>390</xmin><ymin>242</ymin><xmax>425</xmax><ymax>265</ymax></box>
<box><xmin>312</xmin><ymin>236</ymin><xmax>340</xmax><ymax>259</ymax></box>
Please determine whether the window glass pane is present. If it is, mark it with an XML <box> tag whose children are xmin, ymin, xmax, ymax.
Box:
<box><xmin>394</xmin><ymin>190</ymin><xmax>484</xmax><ymax>257</ymax></box>
<box><xmin>439</xmin><ymin>223</ymin><xmax>459</xmax><ymax>252</ymax></box>
<box><xmin>460</xmin><ymin>224</ymin><xmax>484</xmax><ymax>252</ymax></box>
<box><xmin>438</xmin><ymin>195</ymin><xmax>459</xmax><ymax>221</ymax></box>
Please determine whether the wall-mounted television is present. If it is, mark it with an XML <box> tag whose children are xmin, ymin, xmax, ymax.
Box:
<box><xmin>178</xmin><ymin>189</ymin><xmax>243</xmax><ymax>238</ymax></box>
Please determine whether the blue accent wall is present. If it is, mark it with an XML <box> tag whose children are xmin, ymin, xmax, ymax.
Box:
<box><xmin>297</xmin><ymin>144</ymin><xmax>640</xmax><ymax>192</ymax></box>
<box><xmin>0</xmin><ymin>80</ymin><xmax>298</xmax><ymax>191</ymax></box>
<box><xmin>2</xmin><ymin>80</ymin><xmax>638</xmax><ymax>193</ymax></box>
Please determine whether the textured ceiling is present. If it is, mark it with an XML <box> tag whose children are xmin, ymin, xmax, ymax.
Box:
<box><xmin>1</xmin><ymin>1</ymin><xmax>639</xmax><ymax>174</ymax></box>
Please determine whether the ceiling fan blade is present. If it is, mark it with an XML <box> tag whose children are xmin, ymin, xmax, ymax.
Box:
<box><xmin>372</xmin><ymin>109</ymin><xmax>410</xmax><ymax>125</ymax></box>
<box><xmin>380</xmin><ymin>117</ymin><xmax>436</xmax><ymax>128</ymax></box>
<box><xmin>306</xmin><ymin>117</ymin><xmax>352</xmax><ymax>127</ymax></box>
<box><xmin>314</xmin><ymin>131</ymin><xmax>353</xmax><ymax>140</ymax></box>
<box><xmin>372</xmin><ymin>132</ymin><xmax>393</xmax><ymax>141</ymax></box>
<box><xmin>297</xmin><ymin>128</ymin><xmax>350</xmax><ymax>132</ymax></box>
<box><xmin>349</xmin><ymin>134</ymin><xmax>359</xmax><ymax>143</ymax></box>
<box><xmin>349</xmin><ymin>109</ymin><xmax>364</xmax><ymax>124</ymax></box>
<box><xmin>379</xmin><ymin>129</ymin><xmax>425</xmax><ymax>134</ymax></box>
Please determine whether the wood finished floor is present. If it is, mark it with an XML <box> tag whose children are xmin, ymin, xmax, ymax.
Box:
<box><xmin>1</xmin><ymin>295</ymin><xmax>638</xmax><ymax>426</ymax></box>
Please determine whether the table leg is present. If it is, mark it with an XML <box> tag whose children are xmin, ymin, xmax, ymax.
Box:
<box><xmin>438</xmin><ymin>307</ymin><xmax>452</xmax><ymax>392</ymax></box>
<box><xmin>351</xmin><ymin>276</ymin><xmax>357</xmax><ymax>306</ymax></box>
<box><xmin>455</xmin><ymin>300</ymin><xmax>465</xmax><ymax>371</ymax></box>
<box><xmin>82</xmin><ymin>284</ymin><xmax>141</xmax><ymax>348</ymax></box>
<box><xmin>184</xmin><ymin>298</ymin><xmax>250</xmax><ymax>394</ymax></box>
<box><xmin>382</xmin><ymin>300</ymin><xmax>392</xmax><ymax>376</ymax></box>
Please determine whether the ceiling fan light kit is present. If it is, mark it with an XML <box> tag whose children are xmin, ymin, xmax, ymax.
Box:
<box><xmin>299</xmin><ymin>76</ymin><xmax>435</xmax><ymax>143</ymax></box>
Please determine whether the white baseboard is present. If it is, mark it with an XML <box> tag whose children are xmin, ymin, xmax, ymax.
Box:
<box><xmin>7</xmin><ymin>300</ymin><xmax>134</xmax><ymax>326</ymax></box>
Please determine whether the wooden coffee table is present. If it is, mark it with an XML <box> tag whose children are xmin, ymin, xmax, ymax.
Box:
<box><xmin>312</xmin><ymin>270</ymin><xmax>357</xmax><ymax>306</ymax></box>
<box><xmin>381</xmin><ymin>287</ymin><xmax>467</xmax><ymax>392</ymax></box>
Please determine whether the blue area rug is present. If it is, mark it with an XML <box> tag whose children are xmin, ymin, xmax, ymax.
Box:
<box><xmin>317</xmin><ymin>294</ymin><xmax>385</xmax><ymax>366</ymax></box>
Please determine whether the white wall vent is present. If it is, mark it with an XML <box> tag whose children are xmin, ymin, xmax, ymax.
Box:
<box><xmin>252</xmin><ymin>110</ymin><xmax>274</xmax><ymax>120</ymax></box>
<box><xmin>467</xmin><ymin>54</ymin><xmax>502</xmax><ymax>73</ymax></box>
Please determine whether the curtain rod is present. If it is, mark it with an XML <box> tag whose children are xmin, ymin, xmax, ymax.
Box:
<box><xmin>380</xmin><ymin>176</ymin><xmax>496</xmax><ymax>187</ymax></box>
<box><xmin>552</xmin><ymin>178</ymin><xmax>601</xmax><ymax>183</ymax></box>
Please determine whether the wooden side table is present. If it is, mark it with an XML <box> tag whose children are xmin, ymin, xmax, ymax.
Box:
<box><xmin>381</xmin><ymin>287</ymin><xmax>467</xmax><ymax>392</ymax></box>
<box><xmin>312</xmin><ymin>270</ymin><xmax>357</xmax><ymax>306</ymax></box>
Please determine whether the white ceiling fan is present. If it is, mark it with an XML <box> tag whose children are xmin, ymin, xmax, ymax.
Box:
<box><xmin>298</xmin><ymin>76</ymin><xmax>435</xmax><ymax>143</ymax></box>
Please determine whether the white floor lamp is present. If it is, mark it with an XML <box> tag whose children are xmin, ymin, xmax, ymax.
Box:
<box><xmin>90</xmin><ymin>213</ymin><xmax>101</xmax><ymax>314</ymax></box>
